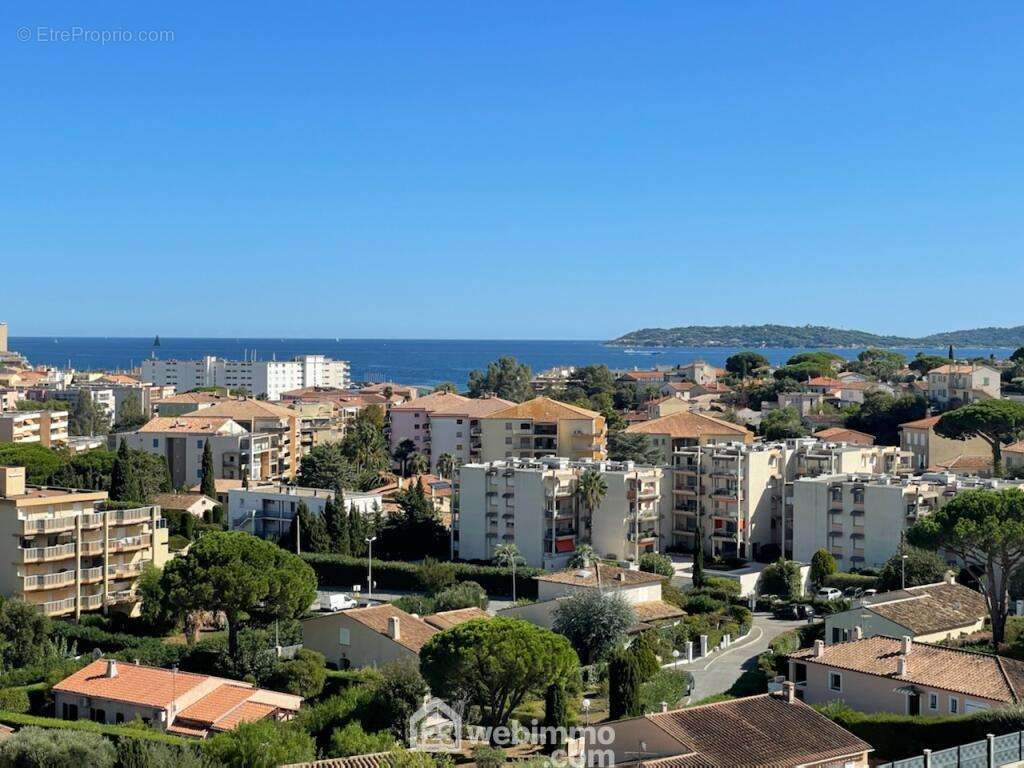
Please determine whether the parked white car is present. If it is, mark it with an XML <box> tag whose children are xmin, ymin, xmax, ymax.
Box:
<box><xmin>816</xmin><ymin>587</ymin><xmax>843</xmax><ymax>601</ymax></box>
<box><xmin>313</xmin><ymin>591</ymin><xmax>358</xmax><ymax>612</ymax></box>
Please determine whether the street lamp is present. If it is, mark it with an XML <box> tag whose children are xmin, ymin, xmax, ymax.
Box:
<box><xmin>581</xmin><ymin>698</ymin><xmax>591</xmax><ymax>725</ymax></box>
<box><xmin>901</xmin><ymin>554</ymin><xmax>909</xmax><ymax>590</ymax></box>
<box><xmin>365</xmin><ymin>537</ymin><xmax>377</xmax><ymax>602</ymax></box>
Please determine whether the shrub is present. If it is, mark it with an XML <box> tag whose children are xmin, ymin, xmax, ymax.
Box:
<box><xmin>683</xmin><ymin>594</ymin><xmax>726</xmax><ymax>615</ymax></box>
<box><xmin>0</xmin><ymin>726</ymin><xmax>116</xmax><ymax>768</ymax></box>
<box><xmin>328</xmin><ymin>722</ymin><xmax>396</xmax><ymax>757</ymax></box>
<box><xmin>629</xmin><ymin>631</ymin><xmax>662</xmax><ymax>680</ymax></box>
<box><xmin>434</xmin><ymin>581</ymin><xmax>488</xmax><ymax>611</ymax></box>
<box><xmin>270</xmin><ymin>649</ymin><xmax>327</xmax><ymax>698</ymax></box>
<box><xmin>878</xmin><ymin>548</ymin><xmax>948</xmax><ymax>592</ymax></box>
<box><xmin>638</xmin><ymin>669</ymin><xmax>692</xmax><ymax>713</ymax></box>
<box><xmin>391</xmin><ymin>595</ymin><xmax>436</xmax><ymax>615</ymax></box>
<box><xmin>417</xmin><ymin>558</ymin><xmax>456</xmax><ymax>595</ymax></box>
<box><xmin>0</xmin><ymin>711</ymin><xmax>186</xmax><ymax>746</ymax></box>
<box><xmin>638</xmin><ymin>553</ymin><xmax>674</xmax><ymax>578</ymax></box>
<box><xmin>472</xmin><ymin>745</ymin><xmax>506</xmax><ymax>768</ymax></box>
<box><xmin>202</xmin><ymin>720</ymin><xmax>315</xmax><ymax>768</ymax></box>
<box><xmin>608</xmin><ymin>650</ymin><xmax>642</xmax><ymax>719</ymax></box>
<box><xmin>823</xmin><ymin>572</ymin><xmax>879</xmax><ymax>592</ymax></box>
<box><xmin>758</xmin><ymin>558</ymin><xmax>801</xmax><ymax>599</ymax></box>
<box><xmin>703</xmin><ymin>576</ymin><xmax>741</xmax><ymax>599</ymax></box>
<box><xmin>810</xmin><ymin>549</ymin><xmax>837</xmax><ymax>586</ymax></box>
<box><xmin>0</xmin><ymin>687</ymin><xmax>30</xmax><ymax>714</ymax></box>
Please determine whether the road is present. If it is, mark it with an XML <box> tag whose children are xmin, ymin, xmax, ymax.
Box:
<box><xmin>677</xmin><ymin>614</ymin><xmax>807</xmax><ymax>702</ymax></box>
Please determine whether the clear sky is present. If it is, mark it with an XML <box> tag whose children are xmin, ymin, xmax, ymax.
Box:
<box><xmin>2</xmin><ymin>2</ymin><xmax>1023</xmax><ymax>339</ymax></box>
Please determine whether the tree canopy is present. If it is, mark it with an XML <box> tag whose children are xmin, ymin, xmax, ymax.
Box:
<box><xmin>466</xmin><ymin>356</ymin><xmax>532</xmax><ymax>402</ymax></box>
<box><xmin>551</xmin><ymin>590</ymin><xmax>635</xmax><ymax>664</ymax></box>
<box><xmin>607</xmin><ymin>431</ymin><xmax>662</xmax><ymax>465</ymax></box>
<box><xmin>420</xmin><ymin>617</ymin><xmax>579</xmax><ymax>727</ymax></box>
<box><xmin>936</xmin><ymin>400</ymin><xmax>1024</xmax><ymax>477</ymax></box>
<box><xmin>760</xmin><ymin>407</ymin><xmax>808</xmax><ymax>440</ymax></box>
<box><xmin>877</xmin><ymin>546</ymin><xmax>948</xmax><ymax>592</ymax></box>
<box><xmin>724</xmin><ymin>351</ymin><xmax>769</xmax><ymax>378</ymax></box>
<box><xmin>844</xmin><ymin>391</ymin><xmax>927</xmax><ymax>445</ymax></box>
<box><xmin>908</xmin><ymin>488</ymin><xmax>1024</xmax><ymax>643</ymax></box>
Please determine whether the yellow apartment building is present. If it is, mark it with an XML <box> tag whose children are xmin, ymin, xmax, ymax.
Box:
<box><xmin>478</xmin><ymin>396</ymin><xmax>607</xmax><ymax>462</ymax></box>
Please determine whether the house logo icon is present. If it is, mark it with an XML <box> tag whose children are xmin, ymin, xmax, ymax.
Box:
<box><xmin>409</xmin><ymin>696</ymin><xmax>462</xmax><ymax>753</ymax></box>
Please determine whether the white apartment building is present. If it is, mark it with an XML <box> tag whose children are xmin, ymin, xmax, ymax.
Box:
<box><xmin>456</xmin><ymin>457</ymin><xmax>662</xmax><ymax>568</ymax></box>
<box><xmin>0</xmin><ymin>410</ymin><xmax>69</xmax><ymax>447</ymax></box>
<box><xmin>38</xmin><ymin>386</ymin><xmax>116</xmax><ymax>426</ymax></box>
<box><xmin>926</xmin><ymin>363</ymin><xmax>1001</xmax><ymax>406</ymax></box>
<box><xmin>665</xmin><ymin>438</ymin><xmax>911</xmax><ymax>561</ymax></box>
<box><xmin>791</xmin><ymin>472</ymin><xmax>1024</xmax><ymax>569</ymax></box>
<box><xmin>140</xmin><ymin>355</ymin><xmax>350</xmax><ymax>401</ymax></box>
<box><xmin>228</xmin><ymin>483</ymin><xmax>382</xmax><ymax>541</ymax></box>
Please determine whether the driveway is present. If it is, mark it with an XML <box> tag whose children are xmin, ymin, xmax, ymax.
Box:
<box><xmin>676</xmin><ymin>614</ymin><xmax>807</xmax><ymax>702</ymax></box>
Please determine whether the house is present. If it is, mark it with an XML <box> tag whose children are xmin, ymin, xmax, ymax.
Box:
<box><xmin>825</xmin><ymin>577</ymin><xmax>987</xmax><ymax>645</ymax></box>
<box><xmin>282</xmin><ymin>755</ymin><xmax>391</xmax><ymax>768</ymax></box>
<box><xmin>421</xmin><ymin>606</ymin><xmax>490</xmax><ymax>630</ymax></box>
<box><xmin>499</xmin><ymin>564</ymin><xmax>682</xmax><ymax>633</ymax></box>
<box><xmin>150</xmin><ymin>493</ymin><xmax>218</xmax><ymax>519</ymax></box>
<box><xmin>790</xmin><ymin>634</ymin><xmax>1024</xmax><ymax>716</ymax></box>
<box><xmin>52</xmin><ymin>658</ymin><xmax>301</xmax><ymax>737</ymax></box>
<box><xmin>1006</xmin><ymin>441</ymin><xmax>1024</xmax><ymax>474</ymax></box>
<box><xmin>228</xmin><ymin>483</ymin><xmax>383</xmax><ymax>541</ymax></box>
<box><xmin>583</xmin><ymin>688</ymin><xmax>871</xmax><ymax>767</ymax></box>
<box><xmin>668</xmin><ymin>360</ymin><xmax>718</xmax><ymax>386</ymax></box>
<box><xmin>189</xmin><ymin>478</ymin><xmax>244</xmax><ymax>506</ymax></box>
<box><xmin>813</xmin><ymin>427</ymin><xmax>875</xmax><ymax>446</ymax></box>
<box><xmin>927</xmin><ymin>364</ymin><xmax>1001</xmax><ymax>406</ymax></box>
<box><xmin>806</xmin><ymin>377</ymin><xmax>843</xmax><ymax>397</ymax></box>
<box><xmin>899</xmin><ymin>415</ymin><xmax>990</xmax><ymax>473</ymax></box>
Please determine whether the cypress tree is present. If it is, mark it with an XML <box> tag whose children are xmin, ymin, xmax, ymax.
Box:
<box><xmin>692</xmin><ymin>524</ymin><xmax>705</xmax><ymax>589</ymax></box>
<box><xmin>324</xmin><ymin>497</ymin><xmax>350</xmax><ymax>555</ymax></box>
<box><xmin>348</xmin><ymin>503</ymin><xmax>366</xmax><ymax>556</ymax></box>
<box><xmin>110</xmin><ymin>439</ymin><xmax>142</xmax><ymax>503</ymax></box>
<box><xmin>544</xmin><ymin>682</ymin><xmax>569</xmax><ymax>750</ymax></box>
<box><xmin>200</xmin><ymin>439</ymin><xmax>217</xmax><ymax>500</ymax></box>
<box><xmin>287</xmin><ymin>500</ymin><xmax>330</xmax><ymax>553</ymax></box>
<box><xmin>608</xmin><ymin>650</ymin><xmax>643</xmax><ymax>720</ymax></box>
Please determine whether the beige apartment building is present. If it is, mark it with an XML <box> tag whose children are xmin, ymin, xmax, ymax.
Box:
<box><xmin>899</xmin><ymin>415</ymin><xmax>991</xmax><ymax>473</ymax></box>
<box><xmin>0</xmin><ymin>410</ymin><xmax>69</xmax><ymax>447</ymax></box>
<box><xmin>791</xmin><ymin>472</ymin><xmax>1024</xmax><ymax>569</ymax></box>
<box><xmin>927</xmin><ymin>363</ymin><xmax>1001</xmax><ymax>405</ymax></box>
<box><xmin>625</xmin><ymin>409</ymin><xmax>753</xmax><ymax>466</ymax></box>
<box><xmin>478</xmin><ymin>396</ymin><xmax>607</xmax><ymax>462</ymax></box>
<box><xmin>0</xmin><ymin>467</ymin><xmax>169</xmax><ymax>619</ymax></box>
<box><xmin>455</xmin><ymin>457</ymin><xmax>662</xmax><ymax>567</ymax></box>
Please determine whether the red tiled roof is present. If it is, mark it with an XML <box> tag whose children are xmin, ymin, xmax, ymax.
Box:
<box><xmin>53</xmin><ymin>660</ymin><xmax>209</xmax><ymax>708</ymax></box>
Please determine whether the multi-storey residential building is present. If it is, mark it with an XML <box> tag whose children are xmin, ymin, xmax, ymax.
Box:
<box><xmin>455</xmin><ymin>457</ymin><xmax>661</xmax><ymax>568</ymax></box>
<box><xmin>669</xmin><ymin>360</ymin><xmax>719</xmax><ymax>386</ymax></box>
<box><xmin>625</xmin><ymin>410</ymin><xmax>753</xmax><ymax>466</ymax></box>
<box><xmin>0</xmin><ymin>389</ymin><xmax>21</xmax><ymax>413</ymax></box>
<box><xmin>178</xmin><ymin>399</ymin><xmax>301</xmax><ymax>480</ymax></box>
<box><xmin>140</xmin><ymin>355</ymin><xmax>350</xmax><ymax>401</ymax></box>
<box><xmin>791</xmin><ymin>472</ymin><xmax>1024</xmax><ymax>569</ymax></box>
<box><xmin>227</xmin><ymin>483</ymin><xmax>382</xmax><ymax>541</ymax></box>
<box><xmin>154</xmin><ymin>391</ymin><xmax>230</xmax><ymax>416</ymax></box>
<box><xmin>388</xmin><ymin>392</ymin><xmax>514</xmax><ymax>472</ymax></box>
<box><xmin>0</xmin><ymin>467</ymin><xmax>169</xmax><ymax>619</ymax></box>
<box><xmin>38</xmin><ymin>385</ymin><xmax>116</xmax><ymax>427</ymax></box>
<box><xmin>926</xmin><ymin>363</ymin><xmax>1001</xmax><ymax>406</ymax></box>
<box><xmin>126</xmin><ymin>417</ymin><xmax>280</xmax><ymax>487</ymax></box>
<box><xmin>478</xmin><ymin>396</ymin><xmax>607</xmax><ymax>462</ymax></box>
<box><xmin>0</xmin><ymin>322</ymin><xmax>6</xmax><ymax>353</ymax></box>
<box><xmin>899</xmin><ymin>415</ymin><xmax>991</xmax><ymax>473</ymax></box>
<box><xmin>0</xmin><ymin>410</ymin><xmax>68</xmax><ymax>447</ymax></box>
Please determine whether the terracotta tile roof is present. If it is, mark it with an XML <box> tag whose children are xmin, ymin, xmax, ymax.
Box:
<box><xmin>155</xmin><ymin>392</ymin><xmax>230</xmax><ymax>405</ymax></box>
<box><xmin>625</xmin><ymin>410</ymin><xmax>750</xmax><ymax>439</ymax></box>
<box><xmin>900</xmin><ymin>416</ymin><xmax>941</xmax><ymax>429</ymax></box>
<box><xmin>535</xmin><ymin>564</ymin><xmax>664</xmax><ymax>588</ymax></box>
<box><xmin>137</xmin><ymin>416</ymin><xmax>238</xmax><ymax>434</ymax></box>
<box><xmin>790</xmin><ymin>636</ymin><xmax>1024</xmax><ymax>703</ymax></box>
<box><xmin>423</xmin><ymin>607</ymin><xmax>491</xmax><ymax>630</ymax></box>
<box><xmin>432</xmin><ymin>396</ymin><xmax>514</xmax><ymax>418</ymax></box>
<box><xmin>663</xmin><ymin>381</ymin><xmax>697</xmax><ymax>392</ymax></box>
<box><xmin>862</xmin><ymin>582</ymin><xmax>987</xmax><ymax>636</ymax></box>
<box><xmin>930</xmin><ymin>364</ymin><xmax>996</xmax><ymax>374</ymax></box>
<box><xmin>188</xmin><ymin>399</ymin><xmax>296</xmax><ymax>421</ymax></box>
<box><xmin>166</xmin><ymin>722</ymin><xmax>209</xmax><ymax>738</ymax></box>
<box><xmin>389</xmin><ymin>391</ymin><xmax>473</xmax><ymax>413</ymax></box>
<box><xmin>807</xmin><ymin>376</ymin><xmax>843</xmax><ymax>387</ymax></box>
<box><xmin>631</xmin><ymin>600</ymin><xmax>685</xmax><ymax>623</ymax></box>
<box><xmin>151</xmin><ymin>492</ymin><xmax>213</xmax><ymax>510</ymax></box>
<box><xmin>282</xmin><ymin>753</ymin><xmax>392</xmax><ymax>768</ymax></box>
<box><xmin>1006</xmin><ymin>441</ymin><xmax>1024</xmax><ymax>455</ymax></box>
<box><xmin>927</xmin><ymin>454</ymin><xmax>993</xmax><ymax>473</ymax></box>
<box><xmin>53</xmin><ymin>659</ymin><xmax>210</xmax><ymax>708</ymax></box>
<box><xmin>177</xmin><ymin>684</ymin><xmax>254</xmax><ymax>725</ymax></box>
<box><xmin>101</xmin><ymin>374</ymin><xmax>141</xmax><ymax>385</ymax></box>
<box><xmin>813</xmin><ymin>427</ymin><xmax>875</xmax><ymax>445</ymax></box>
<box><xmin>619</xmin><ymin>370</ymin><xmax>666</xmax><ymax>381</ymax></box>
<box><xmin>325</xmin><ymin>604</ymin><xmax>438</xmax><ymax>652</ymax></box>
<box><xmin>190</xmin><ymin>478</ymin><xmax>244</xmax><ymax>493</ymax></box>
<box><xmin>487</xmin><ymin>396</ymin><xmax>601</xmax><ymax>421</ymax></box>
<box><xmin>211</xmin><ymin>699</ymin><xmax>276</xmax><ymax>730</ymax></box>
<box><xmin>640</xmin><ymin>693</ymin><xmax>871</xmax><ymax>767</ymax></box>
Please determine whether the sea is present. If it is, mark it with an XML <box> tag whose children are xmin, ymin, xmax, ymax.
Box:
<box><xmin>9</xmin><ymin>337</ymin><xmax>1005</xmax><ymax>390</ymax></box>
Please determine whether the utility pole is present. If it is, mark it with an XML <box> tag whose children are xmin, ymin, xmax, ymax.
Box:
<box><xmin>365</xmin><ymin>536</ymin><xmax>376</xmax><ymax>602</ymax></box>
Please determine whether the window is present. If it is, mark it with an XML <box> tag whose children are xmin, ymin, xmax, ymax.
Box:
<box><xmin>793</xmin><ymin>663</ymin><xmax>807</xmax><ymax>684</ymax></box>
<box><xmin>949</xmin><ymin>696</ymin><xmax>959</xmax><ymax>714</ymax></box>
<box><xmin>339</xmin><ymin>628</ymin><xmax>351</xmax><ymax>646</ymax></box>
<box><xmin>457</xmin><ymin>432</ymin><xmax>463</xmax><ymax>438</ymax></box>
<box><xmin>115</xmin><ymin>712</ymin><xmax>124</xmax><ymax>723</ymax></box>
<box><xmin>505</xmin><ymin>423</ymin><xmax>512</xmax><ymax>431</ymax></box>
<box><xmin>457</xmin><ymin>419</ymin><xmax>463</xmax><ymax>425</ymax></box>
<box><xmin>197</xmin><ymin>469</ymin><xmax>202</xmax><ymax>479</ymax></box>
<box><xmin>828</xmin><ymin>672</ymin><xmax>842</xmax><ymax>692</ymax></box>
<box><xmin>929</xmin><ymin>693</ymin><xmax>938</xmax><ymax>711</ymax></box>
<box><xmin>197</xmin><ymin>440</ymin><xmax>203</xmax><ymax>449</ymax></box>
<box><xmin>152</xmin><ymin>438</ymin><xmax>159</xmax><ymax>448</ymax></box>
<box><xmin>832</xmin><ymin>627</ymin><xmax>848</xmax><ymax>644</ymax></box>
<box><xmin>62</xmin><ymin>703</ymin><xmax>79</xmax><ymax>721</ymax></box>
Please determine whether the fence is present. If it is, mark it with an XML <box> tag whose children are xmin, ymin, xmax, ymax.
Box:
<box><xmin>878</xmin><ymin>731</ymin><xmax>1024</xmax><ymax>768</ymax></box>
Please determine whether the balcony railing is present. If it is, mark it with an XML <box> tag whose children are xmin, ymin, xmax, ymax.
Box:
<box><xmin>21</xmin><ymin>543</ymin><xmax>76</xmax><ymax>563</ymax></box>
<box><xmin>41</xmin><ymin>597</ymin><xmax>77</xmax><ymax>616</ymax></box>
<box><xmin>22</xmin><ymin>570</ymin><xmax>76</xmax><ymax>590</ymax></box>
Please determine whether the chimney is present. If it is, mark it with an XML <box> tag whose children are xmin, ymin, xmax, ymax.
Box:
<box><xmin>387</xmin><ymin>616</ymin><xmax>401</xmax><ymax>641</ymax></box>
<box><xmin>897</xmin><ymin>655</ymin><xmax>908</xmax><ymax>676</ymax></box>
<box><xmin>814</xmin><ymin>640</ymin><xmax>825</xmax><ymax>658</ymax></box>
<box><xmin>782</xmin><ymin>681</ymin><xmax>796</xmax><ymax>703</ymax></box>
<box><xmin>945</xmin><ymin>570</ymin><xmax>956</xmax><ymax>585</ymax></box>
<box><xmin>106</xmin><ymin>659</ymin><xmax>118</xmax><ymax>679</ymax></box>
<box><xmin>617</xmin><ymin>572</ymin><xmax>626</xmax><ymax>582</ymax></box>
<box><xmin>0</xmin><ymin>467</ymin><xmax>25</xmax><ymax>498</ymax></box>
<box><xmin>852</xmin><ymin>626</ymin><xmax>863</xmax><ymax>641</ymax></box>
<box><xmin>660</xmin><ymin>701</ymin><xmax>669</xmax><ymax>713</ymax></box>
<box><xmin>902</xmin><ymin>636</ymin><xmax>913</xmax><ymax>655</ymax></box>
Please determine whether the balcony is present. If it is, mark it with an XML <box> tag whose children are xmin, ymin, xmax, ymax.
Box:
<box><xmin>108</xmin><ymin>589</ymin><xmax>138</xmax><ymax>605</ymax></box>
<box><xmin>80</xmin><ymin>593</ymin><xmax>104</xmax><ymax>611</ymax></box>
<box><xmin>80</xmin><ymin>566</ymin><xmax>105</xmax><ymax>583</ymax></box>
<box><xmin>109</xmin><ymin>534</ymin><xmax>151</xmax><ymax>552</ymax></box>
<box><xmin>22</xmin><ymin>570</ymin><xmax>76</xmax><ymax>590</ymax></box>
<box><xmin>109</xmin><ymin>507</ymin><xmax>154</xmax><ymax>524</ymax></box>
<box><xmin>41</xmin><ymin>597</ymin><xmax>77</xmax><ymax>616</ymax></box>
<box><xmin>21</xmin><ymin>516</ymin><xmax>77</xmax><ymax>535</ymax></box>
<box><xmin>21</xmin><ymin>543</ymin><xmax>75</xmax><ymax>563</ymax></box>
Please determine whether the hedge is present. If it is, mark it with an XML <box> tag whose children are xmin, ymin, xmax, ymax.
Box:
<box><xmin>301</xmin><ymin>553</ymin><xmax>541</xmax><ymax>598</ymax></box>
<box><xmin>818</xmin><ymin>701</ymin><xmax>1024</xmax><ymax>761</ymax></box>
<box><xmin>823</xmin><ymin>572</ymin><xmax>880</xmax><ymax>591</ymax></box>
<box><xmin>0</xmin><ymin>711</ymin><xmax>188</xmax><ymax>746</ymax></box>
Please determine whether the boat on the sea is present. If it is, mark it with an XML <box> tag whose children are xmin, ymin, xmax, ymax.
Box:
<box><xmin>153</xmin><ymin>335</ymin><xmax>161</xmax><ymax>347</ymax></box>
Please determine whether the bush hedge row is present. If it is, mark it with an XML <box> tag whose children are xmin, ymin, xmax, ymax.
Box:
<box><xmin>0</xmin><ymin>711</ymin><xmax>188</xmax><ymax>746</ymax></box>
<box><xmin>301</xmin><ymin>553</ymin><xmax>541</xmax><ymax>598</ymax></box>
<box><xmin>823</xmin><ymin>572</ymin><xmax>880</xmax><ymax>591</ymax></box>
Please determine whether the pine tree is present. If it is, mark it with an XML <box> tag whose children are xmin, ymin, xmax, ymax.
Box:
<box><xmin>110</xmin><ymin>439</ymin><xmax>143</xmax><ymax>503</ymax></box>
<box><xmin>371</xmin><ymin>501</ymin><xmax>384</xmax><ymax>538</ymax></box>
<box><xmin>200</xmin><ymin>439</ymin><xmax>217</xmax><ymax>500</ymax></box>
<box><xmin>287</xmin><ymin>500</ymin><xmax>330</xmax><ymax>553</ymax></box>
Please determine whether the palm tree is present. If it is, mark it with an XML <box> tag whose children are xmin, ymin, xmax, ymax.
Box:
<box><xmin>407</xmin><ymin>452</ymin><xmax>429</xmax><ymax>477</ymax></box>
<box><xmin>576</xmin><ymin>469</ymin><xmax>608</xmax><ymax>524</ymax></box>
<box><xmin>493</xmin><ymin>542</ymin><xmax>523</xmax><ymax>602</ymax></box>
<box><xmin>567</xmin><ymin>544</ymin><xmax>596</xmax><ymax>568</ymax></box>
<box><xmin>393</xmin><ymin>438</ymin><xmax>416</xmax><ymax>476</ymax></box>
<box><xmin>437</xmin><ymin>453</ymin><xmax>456</xmax><ymax>480</ymax></box>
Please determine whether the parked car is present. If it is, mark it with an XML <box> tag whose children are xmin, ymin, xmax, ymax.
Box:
<box><xmin>772</xmin><ymin>602</ymin><xmax>801</xmax><ymax>620</ymax></box>
<box><xmin>816</xmin><ymin>587</ymin><xmax>843</xmax><ymax>601</ymax></box>
<box><xmin>797</xmin><ymin>604</ymin><xmax>816</xmax><ymax>620</ymax></box>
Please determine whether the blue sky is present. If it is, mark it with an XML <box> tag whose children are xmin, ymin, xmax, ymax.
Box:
<box><xmin>2</xmin><ymin>2</ymin><xmax>1023</xmax><ymax>339</ymax></box>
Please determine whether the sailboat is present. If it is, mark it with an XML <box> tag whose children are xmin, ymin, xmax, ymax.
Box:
<box><xmin>153</xmin><ymin>335</ymin><xmax>161</xmax><ymax>347</ymax></box>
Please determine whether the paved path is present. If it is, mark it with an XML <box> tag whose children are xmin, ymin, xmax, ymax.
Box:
<box><xmin>677</xmin><ymin>614</ymin><xmax>807</xmax><ymax>702</ymax></box>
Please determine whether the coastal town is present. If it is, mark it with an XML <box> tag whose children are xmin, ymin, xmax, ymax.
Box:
<box><xmin>1</xmin><ymin>318</ymin><xmax>1024</xmax><ymax>767</ymax></box>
